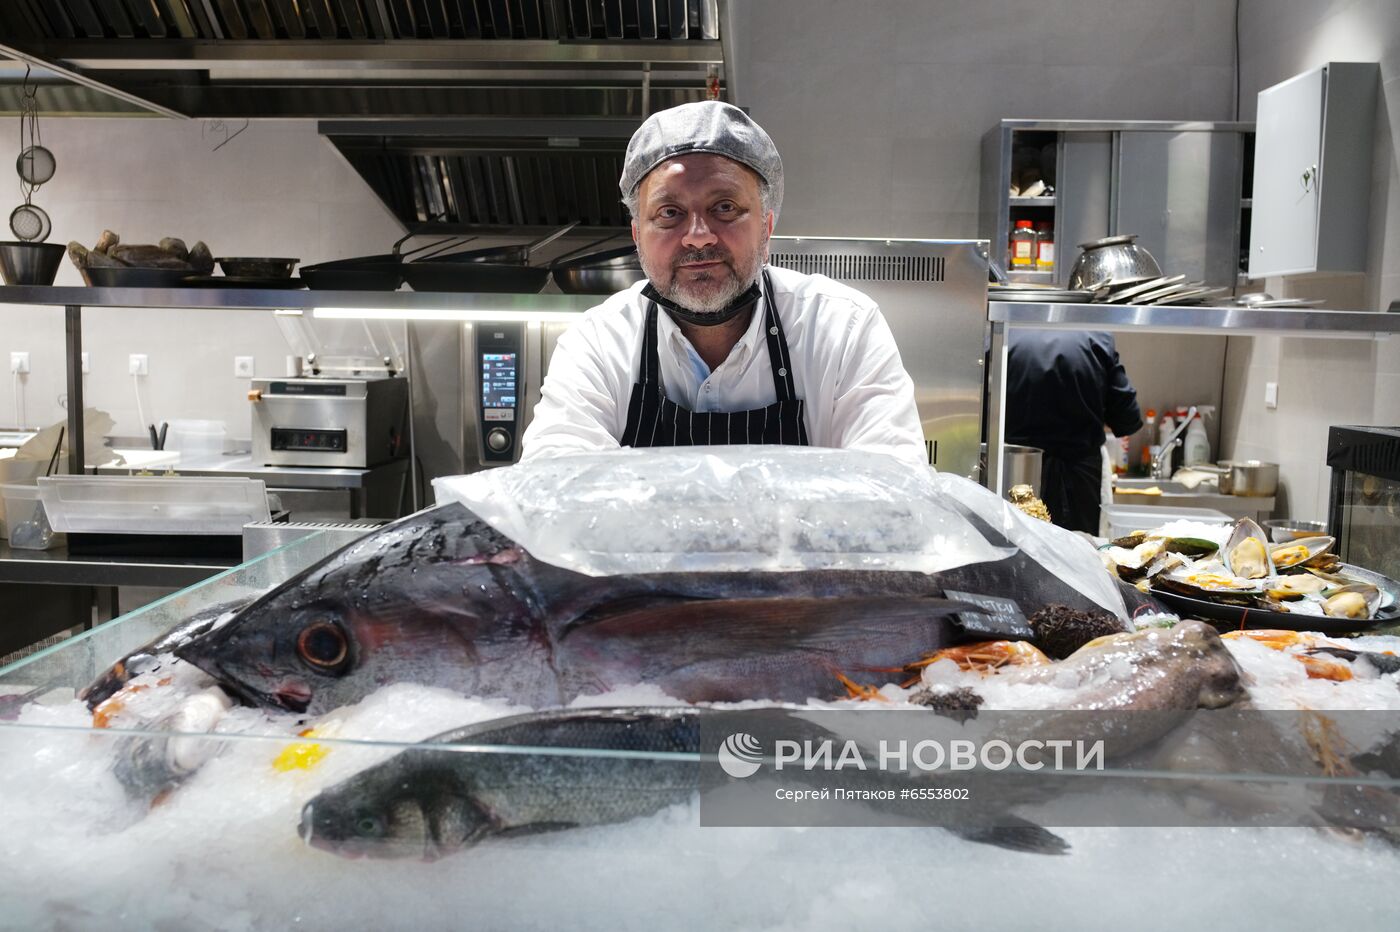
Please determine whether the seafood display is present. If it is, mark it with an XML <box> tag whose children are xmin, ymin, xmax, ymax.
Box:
<box><xmin>1100</xmin><ymin>517</ymin><xmax>1398</xmax><ymax>629</ymax></box>
<box><xmin>152</xmin><ymin>499</ymin><xmax>1138</xmax><ymax>717</ymax></box>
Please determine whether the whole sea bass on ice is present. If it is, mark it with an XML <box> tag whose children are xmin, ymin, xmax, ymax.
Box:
<box><xmin>299</xmin><ymin>706</ymin><xmax>1071</xmax><ymax>859</ymax></box>
<box><xmin>165</xmin><ymin>501</ymin><xmax>1117</xmax><ymax>716</ymax></box>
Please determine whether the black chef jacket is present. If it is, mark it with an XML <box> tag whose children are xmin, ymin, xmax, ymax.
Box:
<box><xmin>1005</xmin><ymin>330</ymin><xmax>1143</xmax><ymax>533</ymax></box>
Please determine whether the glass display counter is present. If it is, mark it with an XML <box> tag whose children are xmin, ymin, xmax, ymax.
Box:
<box><xmin>2</xmin><ymin>531</ymin><xmax>1399</xmax><ymax>930</ymax></box>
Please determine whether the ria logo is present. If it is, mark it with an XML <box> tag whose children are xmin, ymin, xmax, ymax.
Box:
<box><xmin>717</xmin><ymin>732</ymin><xmax>764</xmax><ymax>778</ymax></box>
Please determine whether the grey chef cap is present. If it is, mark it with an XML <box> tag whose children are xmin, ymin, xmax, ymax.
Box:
<box><xmin>620</xmin><ymin>100</ymin><xmax>784</xmax><ymax>219</ymax></box>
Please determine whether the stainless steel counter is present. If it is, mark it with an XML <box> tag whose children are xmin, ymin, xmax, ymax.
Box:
<box><xmin>0</xmin><ymin>285</ymin><xmax>598</xmax><ymax>312</ymax></box>
<box><xmin>987</xmin><ymin>301</ymin><xmax>1400</xmax><ymax>338</ymax></box>
<box><xmin>984</xmin><ymin>300</ymin><xmax>1400</xmax><ymax>494</ymax></box>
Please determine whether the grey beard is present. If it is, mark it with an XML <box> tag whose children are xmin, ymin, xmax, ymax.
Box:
<box><xmin>640</xmin><ymin>246</ymin><xmax>765</xmax><ymax>316</ymax></box>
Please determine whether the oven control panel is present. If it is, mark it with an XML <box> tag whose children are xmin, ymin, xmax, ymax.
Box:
<box><xmin>476</xmin><ymin>323</ymin><xmax>524</xmax><ymax>464</ymax></box>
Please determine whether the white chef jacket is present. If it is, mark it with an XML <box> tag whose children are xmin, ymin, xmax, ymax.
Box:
<box><xmin>520</xmin><ymin>264</ymin><xmax>928</xmax><ymax>466</ymax></box>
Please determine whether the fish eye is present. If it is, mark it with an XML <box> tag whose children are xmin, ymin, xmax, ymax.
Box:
<box><xmin>353</xmin><ymin>811</ymin><xmax>385</xmax><ymax>838</ymax></box>
<box><xmin>297</xmin><ymin>621</ymin><xmax>349</xmax><ymax>671</ymax></box>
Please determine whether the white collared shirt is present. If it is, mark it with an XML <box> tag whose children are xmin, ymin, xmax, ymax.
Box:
<box><xmin>521</xmin><ymin>265</ymin><xmax>927</xmax><ymax>466</ymax></box>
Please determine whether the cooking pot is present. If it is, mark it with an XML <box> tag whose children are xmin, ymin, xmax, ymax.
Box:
<box><xmin>1219</xmin><ymin>460</ymin><xmax>1279</xmax><ymax>497</ymax></box>
<box><xmin>1066</xmin><ymin>234</ymin><xmax>1162</xmax><ymax>289</ymax></box>
<box><xmin>978</xmin><ymin>442</ymin><xmax>1044</xmax><ymax>497</ymax></box>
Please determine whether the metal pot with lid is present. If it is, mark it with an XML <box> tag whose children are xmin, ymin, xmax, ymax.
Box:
<box><xmin>1218</xmin><ymin>460</ymin><xmax>1279</xmax><ymax>497</ymax></box>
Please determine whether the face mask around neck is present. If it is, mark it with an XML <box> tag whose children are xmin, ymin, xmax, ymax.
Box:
<box><xmin>642</xmin><ymin>280</ymin><xmax>762</xmax><ymax>327</ymax></box>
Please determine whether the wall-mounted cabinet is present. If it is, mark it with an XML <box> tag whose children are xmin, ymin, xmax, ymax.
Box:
<box><xmin>1248</xmin><ymin>62</ymin><xmax>1379</xmax><ymax>279</ymax></box>
<box><xmin>980</xmin><ymin>121</ymin><xmax>1255</xmax><ymax>288</ymax></box>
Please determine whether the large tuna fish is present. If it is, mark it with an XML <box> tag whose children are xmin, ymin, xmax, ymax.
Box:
<box><xmin>167</xmin><ymin>502</ymin><xmax>1116</xmax><ymax>717</ymax></box>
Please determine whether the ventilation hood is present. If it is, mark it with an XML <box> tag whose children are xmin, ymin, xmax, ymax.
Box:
<box><xmin>0</xmin><ymin>1</ymin><xmax>734</xmax><ymax>119</ymax></box>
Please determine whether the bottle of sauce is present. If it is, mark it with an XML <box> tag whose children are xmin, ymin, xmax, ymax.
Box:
<box><xmin>1137</xmin><ymin>408</ymin><xmax>1157</xmax><ymax>476</ymax></box>
<box><xmin>1010</xmin><ymin>220</ymin><xmax>1036</xmax><ymax>269</ymax></box>
<box><xmin>1035</xmin><ymin>222</ymin><xmax>1054</xmax><ymax>271</ymax></box>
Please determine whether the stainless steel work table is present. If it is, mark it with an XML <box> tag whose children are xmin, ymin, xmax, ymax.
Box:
<box><xmin>984</xmin><ymin>302</ymin><xmax>1400</xmax><ymax>492</ymax></box>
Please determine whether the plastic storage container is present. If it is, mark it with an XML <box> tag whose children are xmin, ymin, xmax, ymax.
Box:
<box><xmin>0</xmin><ymin>482</ymin><xmax>62</xmax><ymax>549</ymax></box>
<box><xmin>164</xmin><ymin>419</ymin><xmax>227</xmax><ymax>462</ymax></box>
<box><xmin>36</xmin><ymin>475</ymin><xmax>270</xmax><ymax>535</ymax></box>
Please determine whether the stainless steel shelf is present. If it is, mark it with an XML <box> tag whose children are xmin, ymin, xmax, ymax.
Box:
<box><xmin>1009</xmin><ymin>196</ymin><xmax>1055</xmax><ymax>206</ymax></box>
<box><xmin>0</xmin><ymin>285</ymin><xmax>599</xmax><ymax>313</ymax></box>
<box><xmin>988</xmin><ymin>301</ymin><xmax>1400</xmax><ymax>338</ymax></box>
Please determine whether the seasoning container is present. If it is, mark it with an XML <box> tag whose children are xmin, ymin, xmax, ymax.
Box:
<box><xmin>1035</xmin><ymin>222</ymin><xmax>1054</xmax><ymax>271</ymax></box>
<box><xmin>1010</xmin><ymin>220</ymin><xmax>1037</xmax><ymax>269</ymax></box>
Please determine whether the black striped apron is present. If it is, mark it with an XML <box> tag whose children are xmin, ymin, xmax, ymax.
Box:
<box><xmin>620</xmin><ymin>270</ymin><xmax>809</xmax><ymax>448</ymax></box>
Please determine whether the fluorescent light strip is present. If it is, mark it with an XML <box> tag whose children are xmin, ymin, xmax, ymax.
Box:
<box><xmin>312</xmin><ymin>308</ymin><xmax>585</xmax><ymax>323</ymax></box>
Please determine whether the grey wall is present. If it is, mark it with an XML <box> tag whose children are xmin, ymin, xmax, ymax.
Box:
<box><xmin>731</xmin><ymin>0</ymin><xmax>1238</xmax><ymax>237</ymax></box>
<box><xmin>732</xmin><ymin>0</ymin><xmax>1241</xmax><ymax>473</ymax></box>
<box><xmin>1218</xmin><ymin>0</ymin><xmax>1400</xmax><ymax>521</ymax></box>
<box><xmin>0</xmin><ymin>118</ymin><xmax>403</xmax><ymax>445</ymax></box>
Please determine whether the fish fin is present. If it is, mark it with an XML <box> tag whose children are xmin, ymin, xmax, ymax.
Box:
<box><xmin>492</xmin><ymin>821</ymin><xmax>580</xmax><ymax>839</ymax></box>
<box><xmin>946</xmin><ymin>817</ymin><xmax>1071</xmax><ymax>855</ymax></box>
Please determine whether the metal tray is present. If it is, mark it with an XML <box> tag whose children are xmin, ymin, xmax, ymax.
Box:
<box><xmin>988</xmin><ymin>285</ymin><xmax>1094</xmax><ymax>303</ymax></box>
<box><xmin>183</xmin><ymin>276</ymin><xmax>306</xmax><ymax>290</ymax></box>
<box><xmin>1153</xmin><ymin>563</ymin><xmax>1400</xmax><ymax>634</ymax></box>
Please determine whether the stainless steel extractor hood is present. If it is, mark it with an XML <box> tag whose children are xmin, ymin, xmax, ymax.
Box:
<box><xmin>322</xmin><ymin>116</ymin><xmax>650</xmax><ymax>231</ymax></box>
<box><xmin>0</xmin><ymin>1</ymin><xmax>733</xmax><ymax>118</ymax></box>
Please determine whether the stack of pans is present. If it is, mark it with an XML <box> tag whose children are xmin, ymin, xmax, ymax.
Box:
<box><xmin>551</xmin><ymin>244</ymin><xmax>646</xmax><ymax>294</ymax></box>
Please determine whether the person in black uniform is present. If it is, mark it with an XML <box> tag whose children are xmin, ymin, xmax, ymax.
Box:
<box><xmin>1005</xmin><ymin>330</ymin><xmax>1143</xmax><ymax>534</ymax></box>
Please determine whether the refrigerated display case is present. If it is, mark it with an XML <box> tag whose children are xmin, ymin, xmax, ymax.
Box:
<box><xmin>1328</xmin><ymin>425</ymin><xmax>1400</xmax><ymax>581</ymax></box>
<box><xmin>3</xmin><ymin>528</ymin><xmax>1400</xmax><ymax>929</ymax></box>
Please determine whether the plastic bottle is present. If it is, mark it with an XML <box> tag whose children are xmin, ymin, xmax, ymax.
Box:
<box><xmin>1137</xmin><ymin>409</ymin><xmax>1157</xmax><ymax>476</ymax></box>
<box><xmin>1010</xmin><ymin>220</ymin><xmax>1037</xmax><ymax>269</ymax></box>
<box><xmin>1157</xmin><ymin>410</ymin><xmax>1176</xmax><ymax>448</ymax></box>
<box><xmin>1183</xmin><ymin>414</ymin><xmax>1211</xmax><ymax>467</ymax></box>
<box><xmin>1035</xmin><ymin>222</ymin><xmax>1055</xmax><ymax>271</ymax></box>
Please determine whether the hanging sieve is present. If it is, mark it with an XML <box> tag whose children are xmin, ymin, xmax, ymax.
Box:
<box><xmin>17</xmin><ymin>145</ymin><xmax>55</xmax><ymax>186</ymax></box>
<box><xmin>10</xmin><ymin>202</ymin><xmax>51</xmax><ymax>242</ymax></box>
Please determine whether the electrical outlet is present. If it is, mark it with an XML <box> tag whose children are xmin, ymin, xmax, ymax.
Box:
<box><xmin>1264</xmin><ymin>381</ymin><xmax>1279</xmax><ymax>409</ymax></box>
<box><xmin>128</xmin><ymin>353</ymin><xmax>149</xmax><ymax>376</ymax></box>
<box><xmin>81</xmin><ymin>352</ymin><xmax>90</xmax><ymax>374</ymax></box>
<box><xmin>233</xmin><ymin>355</ymin><xmax>255</xmax><ymax>378</ymax></box>
<box><xmin>9</xmin><ymin>351</ymin><xmax>29</xmax><ymax>374</ymax></box>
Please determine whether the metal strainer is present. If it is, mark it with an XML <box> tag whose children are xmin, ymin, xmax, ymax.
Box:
<box><xmin>10</xmin><ymin>202</ymin><xmax>50</xmax><ymax>242</ymax></box>
<box><xmin>17</xmin><ymin>145</ymin><xmax>55</xmax><ymax>186</ymax></box>
<box><xmin>11</xmin><ymin>66</ymin><xmax>54</xmax><ymax>243</ymax></box>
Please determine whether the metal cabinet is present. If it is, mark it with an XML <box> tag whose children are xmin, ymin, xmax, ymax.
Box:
<box><xmin>1248</xmin><ymin>62</ymin><xmax>1379</xmax><ymax>279</ymax></box>
<box><xmin>980</xmin><ymin>120</ymin><xmax>1253</xmax><ymax>288</ymax></box>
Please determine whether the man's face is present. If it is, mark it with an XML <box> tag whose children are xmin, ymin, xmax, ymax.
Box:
<box><xmin>632</xmin><ymin>153</ymin><xmax>773</xmax><ymax>315</ymax></box>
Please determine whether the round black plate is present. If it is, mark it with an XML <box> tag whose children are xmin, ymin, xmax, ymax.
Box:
<box><xmin>183</xmin><ymin>275</ymin><xmax>305</xmax><ymax>290</ymax></box>
<box><xmin>1153</xmin><ymin>563</ymin><xmax>1400</xmax><ymax>634</ymax></box>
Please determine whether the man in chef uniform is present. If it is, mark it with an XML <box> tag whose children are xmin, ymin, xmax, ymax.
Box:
<box><xmin>521</xmin><ymin>100</ymin><xmax>925</xmax><ymax>465</ymax></box>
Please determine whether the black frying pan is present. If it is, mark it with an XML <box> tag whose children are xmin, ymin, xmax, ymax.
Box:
<box><xmin>424</xmin><ymin>222</ymin><xmax>578</xmax><ymax>265</ymax></box>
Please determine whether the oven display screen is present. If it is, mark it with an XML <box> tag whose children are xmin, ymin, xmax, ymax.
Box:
<box><xmin>271</xmin><ymin>427</ymin><xmax>348</xmax><ymax>453</ymax></box>
<box><xmin>481</xmin><ymin>353</ymin><xmax>517</xmax><ymax>415</ymax></box>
